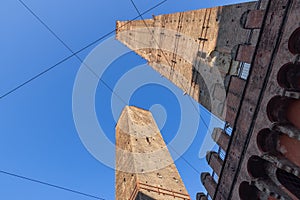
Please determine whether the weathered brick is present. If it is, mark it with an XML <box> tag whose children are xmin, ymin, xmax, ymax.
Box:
<box><xmin>116</xmin><ymin>106</ymin><xmax>190</xmax><ymax>200</ymax></box>
<box><xmin>206</xmin><ymin>151</ymin><xmax>223</xmax><ymax>176</ymax></box>
<box><xmin>212</xmin><ymin>128</ymin><xmax>230</xmax><ymax>151</ymax></box>
<box><xmin>245</xmin><ymin>10</ymin><xmax>265</xmax><ymax>29</ymax></box>
<box><xmin>235</xmin><ymin>45</ymin><xmax>256</xmax><ymax>64</ymax></box>
<box><xmin>116</xmin><ymin>2</ymin><xmax>257</xmax><ymax>120</ymax></box>
<box><xmin>201</xmin><ymin>173</ymin><xmax>217</xmax><ymax>198</ymax></box>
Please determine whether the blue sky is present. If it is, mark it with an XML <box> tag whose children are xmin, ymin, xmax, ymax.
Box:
<box><xmin>0</xmin><ymin>0</ymin><xmax>248</xmax><ymax>199</ymax></box>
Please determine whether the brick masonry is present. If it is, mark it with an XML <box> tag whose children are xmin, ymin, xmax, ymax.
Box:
<box><xmin>116</xmin><ymin>2</ymin><xmax>257</xmax><ymax>120</ymax></box>
<box><xmin>115</xmin><ymin>106</ymin><xmax>190</xmax><ymax>200</ymax></box>
<box><xmin>212</xmin><ymin>128</ymin><xmax>230</xmax><ymax>151</ymax></box>
<box><xmin>215</xmin><ymin>0</ymin><xmax>300</xmax><ymax>199</ymax></box>
<box><xmin>244</xmin><ymin>10</ymin><xmax>265</xmax><ymax>29</ymax></box>
<box><xmin>206</xmin><ymin>151</ymin><xmax>223</xmax><ymax>177</ymax></box>
<box><xmin>224</xmin><ymin>76</ymin><xmax>246</xmax><ymax>126</ymax></box>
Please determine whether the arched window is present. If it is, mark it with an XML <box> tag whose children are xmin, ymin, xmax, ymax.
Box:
<box><xmin>277</xmin><ymin>62</ymin><xmax>300</xmax><ymax>90</ymax></box>
<box><xmin>276</xmin><ymin>168</ymin><xmax>300</xmax><ymax>199</ymax></box>
<box><xmin>239</xmin><ymin>181</ymin><xmax>260</xmax><ymax>200</ymax></box>
<box><xmin>247</xmin><ymin>156</ymin><xmax>268</xmax><ymax>179</ymax></box>
<box><xmin>256</xmin><ymin>128</ymin><xmax>278</xmax><ymax>154</ymax></box>
<box><xmin>266</xmin><ymin>96</ymin><xmax>300</xmax><ymax>129</ymax></box>
<box><xmin>288</xmin><ymin>27</ymin><xmax>300</xmax><ymax>54</ymax></box>
<box><xmin>256</xmin><ymin>127</ymin><xmax>300</xmax><ymax>168</ymax></box>
<box><xmin>266</xmin><ymin>96</ymin><xmax>289</xmax><ymax>123</ymax></box>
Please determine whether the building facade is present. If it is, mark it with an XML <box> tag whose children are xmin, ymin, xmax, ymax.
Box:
<box><xmin>199</xmin><ymin>0</ymin><xmax>300</xmax><ymax>199</ymax></box>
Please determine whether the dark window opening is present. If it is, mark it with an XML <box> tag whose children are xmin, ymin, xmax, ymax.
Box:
<box><xmin>276</xmin><ymin>168</ymin><xmax>300</xmax><ymax>198</ymax></box>
<box><xmin>256</xmin><ymin>128</ymin><xmax>278</xmax><ymax>154</ymax></box>
<box><xmin>146</xmin><ymin>137</ymin><xmax>151</xmax><ymax>144</ymax></box>
<box><xmin>247</xmin><ymin>156</ymin><xmax>268</xmax><ymax>178</ymax></box>
<box><xmin>239</xmin><ymin>181</ymin><xmax>260</xmax><ymax>200</ymax></box>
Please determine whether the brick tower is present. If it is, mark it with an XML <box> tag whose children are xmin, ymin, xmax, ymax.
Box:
<box><xmin>115</xmin><ymin>106</ymin><xmax>190</xmax><ymax>200</ymax></box>
<box><xmin>116</xmin><ymin>2</ymin><xmax>258</xmax><ymax>120</ymax></box>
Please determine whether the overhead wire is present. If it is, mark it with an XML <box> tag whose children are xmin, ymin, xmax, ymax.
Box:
<box><xmin>16</xmin><ymin>0</ymin><xmax>213</xmax><ymax>136</ymax></box>
<box><xmin>5</xmin><ymin>0</ymin><xmax>214</xmax><ymax>194</ymax></box>
<box><xmin>0</xmin><ymin>0</ymin><xmax>167</xmax><ymax>198</ymax></box>
<box><xmin>17</xmin><ymin>2</ymin><xmax>200</xmax><ymax>177</ymax></box>
<box><xmin>17</xmin><ymin>0</ymin><xmax>128</xmax><ymax>106</ymax></box>
<box><xmin>0</xmin><ymin>0</ymin><xmax>167</xmax><ymax>100</ymax></box>
<box><xmin>18</xmin><ymin>0</ymin><xmax>210</xmax><ymax>177</ymax></box>
<box><xmin>0</xmin><ymin>170</ymin><xmax>105</xmax><ymax>200</ymax></box>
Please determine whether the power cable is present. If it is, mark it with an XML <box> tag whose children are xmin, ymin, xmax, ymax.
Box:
<box><xmin>0</xmin><ymin>0</ymin><xmax>167</xmax><ymax>100</ymax></box>
<box><xmin>0</xmin><ymin>0</ymin><xmax>167</xmax><ymax>198</ymax></box>
<box><xmin>0</xmin><ymin>170</ymin><xmax>105</xmax><ymax>200</ymax></box>
<box><xmin>17</xmin><ymin>0</ymin><xmax>126</xmax><ymax>105</ymax></box>
<box><xmin>14</xmin><ymin>0</ymin><xmax>202</xmax><ymax>184</ymax></box>
<box><xmin>19</xmin><ymin>0</ymin><xmax>202</xmax><ymax>176</ymax></box>
<box><xmin>18</xmin><ymin>4</ymin><xmax>201</xmax><ymax>177</ymax></box>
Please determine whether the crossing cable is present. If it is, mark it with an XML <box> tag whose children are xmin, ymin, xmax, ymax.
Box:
<box><xmin>21</xmin><ymin>0</ymin><xmax>219</xmax><ymax>130</ymax></box>
<box><xmin>25</xmin><ymin>0</ymin><xmax>198</xmax><ymax>178</ymax></box>
<box><xmin>0</xmin><ymin>170</ymin><xmax>105</xmax><ymax>200</ymax></box>
<box><xmin>0</xmin><ymin>0</ymin><xmax>166</xmax><ymax>197</ymax></box>
<box><xmin>17</xmin><ymin>1</ymin><xmax>201</xmax><ymax>167</ymax></box>
<box><xmin>6</xmin><ymin>1</ymin><xmax>200</xmax><ymax>197</ymax></box>
<box><xmin>17</xmin><ymin>0</ymin><xmax>198</xmax><ymax>175</ymax></box>
<box><xmin>16</xmin><ymin>0</ymin><xmax>200</xmax><ymax>189</ymax></box>
<box><xmin>15</xmin><ymin>0</ymin><xmax>202</xmax><ymax>180</ymax></box>
<box><xmin>0</xmin><ymin>0</ymin><xmax>167</xmax><ymax>100</ymax></box>
<box><xmin>17</xmin><ymin>0</ymin><xmax>125</xmax><ymax>104</ymax></box>
<box><xmin>15</xmin><ymin>0</ymin><xmax>216</xmax><ymax>181</ymax></box>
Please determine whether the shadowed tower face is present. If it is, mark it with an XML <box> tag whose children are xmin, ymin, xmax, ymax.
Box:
<box><xmin>115</xmin><ymin>106</ymin><xmax>190</xmax><ymax>200</ymax></box>
<box><xmin>116</xmin><ymin>2</ymin><xmax>257</xmax><ymax>120</ymax></box>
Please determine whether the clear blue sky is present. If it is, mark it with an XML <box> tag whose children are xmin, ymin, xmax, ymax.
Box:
<box><xmin>0</xmin><ymin>0</ymin><xmax>249</xmax><ymax>199</ymax></box>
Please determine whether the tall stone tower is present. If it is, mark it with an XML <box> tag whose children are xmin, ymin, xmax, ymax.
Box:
<box><xmin>115</xmin><ymin>106</ymin><xmax>190</xmax><ymax>200</ymax></box>
<box><xmin>116</xmin><ymin>2</ymin><xmax>258</xmax><ymax>120</ymax></box>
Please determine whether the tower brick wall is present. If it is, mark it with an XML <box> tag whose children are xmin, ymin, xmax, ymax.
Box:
<box><xmin>224</xmin><ymin>76</ymin><xmax>246</xmax><ymax>126</ymax></box>
<box><xmin>206</xmin><ymin>151</ymin><xmax>223</xmax><ymax>177</ymax></box>
<box><xmin>115</xmin><ymin>106</ymin><xmax>190</xmax><ymax>200</ymax></box>
<box><xmin>196</xmin><ymin>192</ymin><xmax>208</xmax><ymax>200</ymax></box>
<box><xmin>243</xmin><ymin>10</ymin><xmax>265</xmax><ymax>29</ymax></box>
<box><xmin>201</xmin><ymin>173</ymin><xmax>217</xmax><ymax>198</ymax></box>
<box><xmin>211</xmin><ymin>128</ymin><xmax>230</xmax><ymax>151</ymax></box>
<box><xmin>213</xmin><ymin>0</ymin><xmax>300</xmax><ymax>199</ymax></box>
<box><xmin>116</xmin><ymin>2</ymin><xmax>258</xmax><ymax>120</ymax></box>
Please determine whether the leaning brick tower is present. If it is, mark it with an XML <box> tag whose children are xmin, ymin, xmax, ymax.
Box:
<box><xmin>115</xmin><ymin>106</ymin><xmax>190</xmax><ymax>200</ymax></box>
<box><xmin>116</xmin><ymin>2</ymin><xmax>258</xmax><ymax>120</ymax></box>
